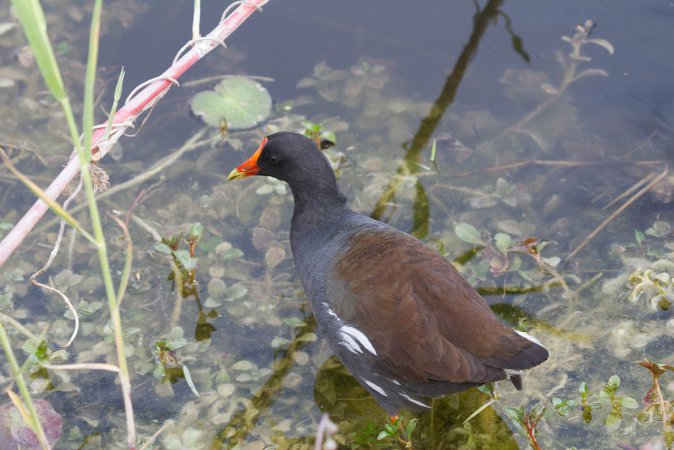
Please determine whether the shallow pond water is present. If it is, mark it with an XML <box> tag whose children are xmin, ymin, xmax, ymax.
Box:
<box><xmin>1</xmin><ymin>1</ymin><xmax>674</xmax><ymax>449</ymax></box>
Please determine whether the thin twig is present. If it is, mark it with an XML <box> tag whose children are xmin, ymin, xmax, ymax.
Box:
<box><xmin>128</xmin><ymin>215</ymin><xmax>163</xmax><ymax>242</ymax></box>
<box><xmin>139</xmin><ymin>420</ymin><xmax>175</xmax><ymax>450</ymax></box>
<box><xmin>29</xmin><ymin>178</ymin><xmax>84</xmax><ymax>348</ymax></box>
<box><xmin>602</xmin><ymin>171</ymin><xmax>655</xmax><ymax>211</ymax></box>
<box><xmin>567</xmin><ymin>167</ymin><xmax>670</xmax><ymax>259</ymax></box>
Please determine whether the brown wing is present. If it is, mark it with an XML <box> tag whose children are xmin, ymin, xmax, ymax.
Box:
<box><xmin>328</xmin><ymin>228</ymin><xmax>541</xmax><ymax>384</ymax></box>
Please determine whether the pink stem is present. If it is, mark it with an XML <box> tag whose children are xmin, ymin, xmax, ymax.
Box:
<box><xmin>0</xmin><ymin>0</ymin><xmax>267</xmax><ymax>267</ymax></box>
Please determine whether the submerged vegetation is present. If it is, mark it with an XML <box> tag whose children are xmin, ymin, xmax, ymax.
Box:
<box><xmin>0</xmin><ymin>1</ymin><xmax>673</xmax><ymax>449</ymax></box>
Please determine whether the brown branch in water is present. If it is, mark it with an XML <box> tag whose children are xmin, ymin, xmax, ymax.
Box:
<box><xmin>210</xmin><ymin>316</ymin><xmax>317</xmax><ymax>449</ymax></box>
<box><xmin>370</xmin><ymin>0</ymin><xmax>505</xmax><ymax>222</ymax></box>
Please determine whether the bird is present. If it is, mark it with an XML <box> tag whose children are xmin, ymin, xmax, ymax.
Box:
<box><xmin>227</xmin><ymin>131</ymin><xmax>548</xmax><ymax>415</ymax></box>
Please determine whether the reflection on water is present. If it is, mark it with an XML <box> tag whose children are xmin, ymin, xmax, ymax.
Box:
<box><xmin>1</xmin><ymin>0</ymin><xmax>674</xmax><ymax>448</ymax></box>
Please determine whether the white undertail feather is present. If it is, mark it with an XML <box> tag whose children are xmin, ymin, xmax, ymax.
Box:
<box><xmin>339</xmin><ymin>333</ymin><xmax>363</xmax><ymax>354</ymax></box>
<box><xmin>363</xmin><ymin>379</ymin><xmax>388</xmax><ymax>397</ymax></box>
<box><xmin>340</xmin><ymin>325</ymin><xmax>378</xmax><ymax>355</ymax></box>
<box><xmin>400</xmin><ymin>393</ymin><xmax>429</xmax><ymax>408</ymax></box>
<box><xmin>515</xmin><ymin>330</ymin><xmax>545</xmax><ymax>348</ymax></box>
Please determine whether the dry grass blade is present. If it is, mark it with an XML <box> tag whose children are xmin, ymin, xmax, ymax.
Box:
<box><xmin>41</xmin><ymin>363</ymin><xmax>120</xmax><ymax>372</ymax></box>
<box><xmin>568</xmin><ymin>167</ymin><xmax>670</xmax><ymax>259</ymax></box>
<box><xmin>107</xmin><ymin>213</ymin><xmax>134</xmax><ymax>309</ymax></box>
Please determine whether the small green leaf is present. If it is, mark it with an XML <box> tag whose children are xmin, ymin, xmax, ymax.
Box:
<box><xmin>283</xmin><ymin>317</ymin><xmax>307</xmax><ymax>328</ymax></box>
<box><xmin>605</xmin><ymin>411</ymin><xmax>622</xmax><ymax>432</ymax></box>
<box><xmin>204</xmin><ymin>297</ymin><xmax>223</xmax><ymax>308</ymax></box>
<box><xmin>22</xmin><ymin>340</ymin><xmax>38</xmax><ymax>355</ymax></box>
<box><xmin>189</xmin><ymin>222</ymin><xmax>204</xmax><ymax>240</ymax></box>
<box><xmin>377</xmin><ymin>431</ymin><xmax>390</xmax><ymax>441</ymax></box>
<box><xmin>504</xmin><ymin>406</ymin><xmax>524</xmax><ymax>423</ymax></box>
<box><xmin>230</xmin><ymin>360</ymin><xmax>257</xmax><ymax>371</ymax></box>
<box><xmin>405</xmin><ymin>418</ymin><xmax>419</xmax><ymax>437</ymax></box>
<box><xmin>319</xmin><ymin>130</ymin><xmax>337</xmax><ymax>148</ymax></box>
<box><xmin>635</xmin><ymin>229</ymin><xmax>645</xmax><ymax>245</ymax></box>
<box><xmin>504</xmin><ymin>407</ymin><xmax>527</xmax><ymax>436</ymax></box>
<box><xmin>454</xmin><ymin>222</ymin><xmax>483</xmax><ymax>245</ymax></box>
<box><xmin>225</xmin><ymin>283</ymin><xmax>248</xmax><ymax>300</ymax></box>
<box><xmin>34</xmin><ymin>340</ymin><xmax>49</xmax><ymax>361</ymax></box>
<box><xmin>182</xmin><ymin>365</ymin><xmax>200</xmax><ymax>397</ymax></box>
<box><xmin>221</xmin><ymin>248</ymin><xmax>244</xmax><ymax>260</ymax></box>
<box><xmin>542</xmin><ymin>256</ymin><xmax>561</xmax><ymax>267</ymax></box>
<box><xmin>154</xmin><ymin>242</ymin><xmax>173</xmax><ymax>255</ymax></box>
<box><xmin>270</xmin><ymin>336</ymin><xmax>291</xmax><ymax>348</ymax></box>
<box><xmin>153</xmin><ymin>364</ymin><xmax>166</xmax><ymax>380</ymax></box>
<box><xmin>494</xmin><ymin>233</ymin><xmax>512</xmax><ymax>253</ymax></box>
<box><xmin>607</xmin><ymin>375</ymin><xmax>620</xmax><ymax>388</ymax></box>
<box><xmin>477</xmin><ymin>382</ymin><xmax>495</xmax><ymax>397</ymax></box>
<box><xmin>168</xmin><ymin>338</ymin><xmax>187</xmax><ymax>350</ymax></box>
<box><xmin>177</xmin><ymin>253</ymin><xmax>198</xmax><ymax>271</ymax></box>
<box><xmin>174</xmin><ymin>249</ymin><xmax>190</xmax><ymax>265</ymax></box>
<box><xmin>620</xmin><ymin>396</ymin><xmax>638</xmax><ymax>409</ymax></box>
<box><xmin>296</xmin><ymin>332</ymin><xmax>318</xmax><ymax>342</ymax></box>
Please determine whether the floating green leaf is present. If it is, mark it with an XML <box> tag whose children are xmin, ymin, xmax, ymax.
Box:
<box><xmin>454</xmin><ymin>222</ymin><xmax>483</xmax><ymax>246</ymax></box>
<box><xmin>191</xmin><ymin>77</ymin><xmax>272</xmax><ymax>130</ymax></box>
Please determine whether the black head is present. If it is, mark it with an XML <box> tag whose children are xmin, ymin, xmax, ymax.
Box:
<box><xmin>228</xmin><ymin>132</ymin><xmax>347</xmax><ymax>206</ymax></box>
<box><xmin>258</xmin><ymin>132</ymin><xmax>331</xmax><ymax>182</ymax></box>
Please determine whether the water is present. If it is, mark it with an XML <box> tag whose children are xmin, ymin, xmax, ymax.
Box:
<box><xmin>0</xmin><ymin>1</ymin><xmax>673</xmax><ymax>448</ymax></box>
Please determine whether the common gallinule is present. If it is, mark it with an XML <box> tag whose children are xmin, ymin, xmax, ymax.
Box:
<box><xmin>228</xmin><ymin>132</ymin><xmax>548</xmax><ymax>414</ymax></box>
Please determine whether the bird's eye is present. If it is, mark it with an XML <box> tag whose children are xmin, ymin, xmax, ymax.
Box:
<box><xmin>269</xmin><ymin>155</ymin><xmax>279</xmax><ymax>165</ymax></box>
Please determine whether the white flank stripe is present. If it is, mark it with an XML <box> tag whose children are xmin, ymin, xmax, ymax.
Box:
<box><xmin>340</xmin><ymin>326</ymin><xmax>377</xmax><ymax>355</ymax></box>
<box><xmin>363</xmin><ymin>379</ymin><xmax>387</xmax><ymax>397</ymax></box>
<box><xmin>400</xmin><ymin>393</ymin><xmax>429</xmax><ymax>408</ymax></box>
<box><xmin>323</xmin><ymin>304</ymin><xmax>338</xmax><ymax>318</ymax></box>
<box><xmin>339</xmin><ymin>333</ymin><xmax>362</xmax><ymax>354</ymax></box>
<box><xmin>515</xmin><ymin>330</ymin><xmax>545</xmax><ymax>347</ymax></box>
<box><xmin>505</xmin><ymin>369</ymin><xmax>522</xmax><ymax>376</ymax></box>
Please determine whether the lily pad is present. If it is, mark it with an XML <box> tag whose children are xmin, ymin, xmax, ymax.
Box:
<box><xmin>191</xmin><ymin>77</ymin><xmax>272</xmax><ymax>130</ymax></box>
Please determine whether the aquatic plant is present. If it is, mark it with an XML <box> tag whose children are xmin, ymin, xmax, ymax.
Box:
<box><xmin>376</xmin><ymin>416</ymin><xmax>418</xmax><ymax>449</ymax></box>
<box><xmin>627</xmin><ymin>268</ymin><xmax>673</xmax><ymax>311</ymax></box>
<box><xmin>504</xmin><ymin>402</ymin><xmax>546</xmax><ymax>450</ymax></box>
<box><xmin>637</xmin><ymin>360</ymin><xmax>674</xmax><ymax>447</ymax></box>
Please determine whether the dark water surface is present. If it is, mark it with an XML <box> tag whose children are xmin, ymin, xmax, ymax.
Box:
<box><xmin>1</xmin><ymin>1</ymin><xmax>674</xmax><ymax>448</ymax></box>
